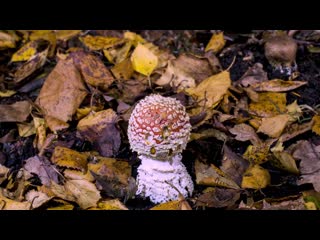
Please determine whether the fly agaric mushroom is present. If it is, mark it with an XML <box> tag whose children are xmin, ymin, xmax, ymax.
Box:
<box><xmin>128</xmin><ymin>94</ymin><xmax>194</xmax><ymax>203</ymax></box>
<box><xmin>264</xmin><ymin>34</ymin><xmax>298</xmax><ymax>75</ymax></box>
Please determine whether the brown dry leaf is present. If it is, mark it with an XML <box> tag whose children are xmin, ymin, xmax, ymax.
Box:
<box><xmin>238</xmin><ymin>63</ymin><xmax>268</xmax><ymax>87</ymax></box>
<box><xmin>117</xmin><ymin>79</ymin><xmax>147</xmax><ymax>104</ymax></box>
<box><xmin>88</xmin><ymin>156</ymin><xmax>136</xmax><ymax>200</ymax></box>
<box><xmin>195</xmin><ymin>188</ymin><xmax>240</xmax><ymax>209</ymax></box>
<box><xmin>0</xmin><ymin>165</ymin><xmax>9</xmax><ymax>184</ymax></box>
<box><xmin>33</xmin><ymin>117</ymin><xmax>47</xmax><ymax>151</ymax></box>
<box><xmin>312</xmin><ymin>115</ymin><xmax>320</xmax><ymax>135</ymax></box>
<box><xmin>249</xmin><ymin>92</ymin><xmax>287</xmax><ymax>118</ymax></box>
<box><xmin>103</xmin><ymin>40</ymin><xmax>132</xmax><ymax>64</ymax></box>
<box><xmin>51</xmin><ymin>146</ymin><xmax>88</xmax><ymax>172</ymax></box>
<box><xmin>190</xmin><ymin>128</ymin><xmax>227</xmax><ymax>142</ymax></box>
<box><xmin>77</xmin><ymin>109</ymin><xmax>121</xmax><ymax>157</ymax></box>
<box><xmin>205</xmin><ymin>32</ymin><xmax>226</xmax><ymax>53</ymax></box>
<box><xmin>271</xmin><ymin>151</ymin><xmax>299</xmax><ymax>174</ymax></box>
<box><xmin>71</xmin><ymin>51</ymin><xmax>115</xmax><ymax>91</ymax></box>
<box><xmin>292</xmin><ymin>140</ymin><xmax>320</xmax><ymax>192</ymax></box>
<box><xmin>281</xmin><ymin>120</ymin><xmax>313</xmax><ymax>142</ymax></box>
<box><xmin>195</xmin><ymin>160</ymin><xmax>240</xmax><ymax>189</ymax></box>
<box><xmin>111</xmin><ymin>58</ymin><xmax>134</xmax><ymax>80</ymax></box>
<box><xmin>25</xmin><ymin>189</ymin><xmax>52</xmax><ymax>209</ymax></box>
<box><xmin>63</xmin><ymin>169</ymin><xmax>95</xmax><ymax>182</ymax></box>
<box><xmin>29</xmin><ymin>30</ymin><xmax>56</xmax><ymax>56</ymax></box>
<box><xmin>261</xmin><ymin>197</ymin><xmax>306</xmax><ymax>210</ymax></box>
<box><xmin>124</xmin><ymin>31</ymin><xmax>146</xmax><ymax>46</ymax></box>
<box><xmin>36</xmin><ymin>57</ymin><xmax>87</xmax><ymax>131</ymax></box>
<box><xmin>229</xmin><ymin>123</ymin><xmax>261</xmax><ymax>145</ymax></box>
<box><xmin>0</xmin><ymin>191</ymin><xmax>31</xmax><ymax>210</ymax></box>
<box><xmin>17</xmin><ymin>121</ymin><xmax>36</xmax><ymax>137</ymax></box>
<box><xmin>23</xmin><ymin>156</ymin><xmax>59</xmax><ymax>186</ymax></box>
<box><xmin>13</xmin><ymin>48</ymin><xmax>48</xmax><ymax>84</ymax></box>
<box><xmin>221</xmin><ymin>145</ymin><xmax>250</xmax><ymax>185</ymax></box>
<box><xmin>286</xmin><ymin>100</ymin><xmax>302</xmax><ymax>123</ymax></box>
<box><xmin>186</xmin><ymin>71</ymin><xmax>231</xmax><ymax>115</ymax></box>
<box><xmin>243</xmin><ymin>142</ymin><xmax>270</xmax><ymax>165</ymax></box>
<box><xmin>55</xmin><ymin>30</ymin><xmax>81</xmax><ymax>41</ymax></box>
<box><xmin>155</xmin><ymin>54</ymin><xmax>215</xmax><ymax>92</ymax></box>
<box><xmin>252</xmin><ymin>79</ymin><xmax>307</xmax><ymax>92</ymax></box>
<box><xmin>241</xmin><ymin>165</ymin><xmax>271</xmax><ymax>189</ymax></box>
<box><xmin>44</xmin><ymin>116</ymin><xmax>69</xmax><ymax>133</ymax></box>
<box><xmin>131</xmin><ymin>43</ymin><xmax>158</xmax><ymax>76</ymax></box>
<box><xmin>11</xmin><ymin>40</ymin><xmax>38</xmax><ymax>62</ymax></box>
<box><xmin>0</xmin><ymin>101</ymin><xmax>31</xmax><ymax>122</ymax></box>
<box><xmin>257</xmin><ymin>114</ymin><xmax>290</xmax><ymax>138</ymax></box>
<box><xmin>0</xmin><ymin>31</ymin><xmax>17</xmax><ymax>49</ymax></box>
<box><xmin>0</xmin><ymin>90</ymin><xmax>16</xmax><ymax>97</ymax></box>
<box><xmin>92</xmin><ymin>199</ymin><xmax>128</xmax><ymax>210</ymax></box>
<box><xmin>80</xmin><ymin>35</ymin><xmax>123</xmax><ymax>50</ymax></box>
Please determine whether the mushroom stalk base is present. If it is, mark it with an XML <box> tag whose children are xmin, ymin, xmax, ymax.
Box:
<box><xmin>136</xmin><ymin>154</ymin><xmax>194</xmax><ymax>204</ymax></box>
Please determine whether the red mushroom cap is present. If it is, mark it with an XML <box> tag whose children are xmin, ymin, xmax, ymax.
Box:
<box><xmin>128</xmin><ymin>94</ymin><xmax>191</xmax><ymax>159</ymax></box>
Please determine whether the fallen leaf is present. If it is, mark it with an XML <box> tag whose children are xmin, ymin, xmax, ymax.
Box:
<box><xmin>241</xmin><ymin>165</ymin><xmax>271</xmax><ymax>189</ymax></box>
<box><xmin>80</xmin><ymin>35</ymin><xmax>123</xmax><ymax>51</ymax></box>
<box><xmin>190</xmin><ymin>128</ymin><xmax>227</xmax><ymax>142</ymax></box>
<box><xmin>205</xmin><ymin>32</ymin><xmax>226</xmax><ymax>53</ymax></box>
<box><xmin>117</xmin><ymin>79</ymin><xmax>147</xmax><ymax>104</ymax></box>
<box><xmin>46</xmin><ymin>200</ymin><xmax>74</xmax><ymax>210</ymax></box>
<box><xmin>292</xmin><ymin>140</ymin><xmax>320</xmax><ymax>192</ymax></box>
<box><xmin>229</xmin><ymin>123</ymin><xmax>261</xmax><ymax>145</ymax></box>
<box><xmin>131</xmin><ymin>43</ymin><xmax>158</xmax><ymax>76</ymax></box>
<box><xmin>186</xmin><ymin>71</ymin><xmax>231</xmax><ymax>114</ymax></box>
<box><xmin>51</xmin><ymin>146</ymin><xmax>88</xmax><ymax>172</ymax></box>
<box><xmin>195</xmin><ymin>160</ymin><xmax>240</xmax><ymax>189</ymax></box>
<box><xmin>243</xmin><ymin>143</ymin><xmax>270</xmax><ymax>165</ymax></box>
<box><xmin>261</xmin><ymin>197</ymin><xmax>305</xmax><ymax>210</ymax></box>
<box><xmin>238</xmin><ymin>63</ymin><xmax>268</xmax><ymax>87</ymax></box>
<box><xmin>281</xmin><ymin>121</ymin><xmax>313</xmax><ymax>142</ymax></box>
<box><xmin>92</xmin><ymin>199</ymin><xmax>128</xmax><ymax>210</ymax></box>
<box><xmin>88</xmin><ymin>156</ymin><xmax>136</xmax><ymax>201</ymax></box>
<box><xmin>0</xmin><ymin>101</ymin><xmax>31</xmax><ymax>122</ymax></box>
<box><xmin>195</xmin><ymin>188</ymin><xmax>240</xmax><ymax>208</ymax></box>
<box><xmin>271</xmin><ymin>151</ymin><xmax>299</xmax><ymax>174</ymax></box>
<box><xmin>36</xmin><ymin>57</ymin><xmax>88</xmax><ymax>131</ymax></box>
<box><xmin>11</xmin><ymin>40</ymin><xmax>38</xmax><ymax>62</ymax></box>
<box><xmin>29</xmin><ymin>30</ymin><xmax>56</xmax><ymax>57</ymax></box>
<box><xmin>249</xmin><ymin>92</ymin><xmax>287</xmax><ymax>118</ymax></box>
<box><xmin>150</xmin><ymin>200</ymin><xmax>181</xmax><ymax>210</ymax></box>
<box><xmin>63</xmin><ymin>169</ymin><xmax>95</xmax><ymax>182</ymax></box>
<box><xmin>23</xmin><ymin>156</ymin><xmax>59</xmax><ymax>186</ymax></box>
<box><xmin>17</xmin><ymin>121</ymin><xmax>36</xmax><ymax>137</ymax></box>
<box><xmin>0</xmin><ymin>165</ymin><xmax>9</xmax><ymax>184</ymax></box>
<box><xmin>124</xmin><ymin>31</ymin><xmax>146</xmax><ymax>46</ymax></box>
<box><xmin>111</xmin><ymin>58</ymin><xmax>134</xmax><ymax>80</ymax></box>
<box><xmin>0</xmin><ymin>90</ymin><xmax>16</xmax><ymax>97</ymax></box>
<box><xmin>44</xmin><ymin>116</ymin><xmax>69</xmax><ymax>133</ymax></box>
<box><xmin>103</xmin><ymin>40</ymin><xmax>132</xmax><ymax>64</ymax></box>
<box><xmin>25</xmin><ymin>189</ymin><xmax>52</xmax><ymax>209</ymax></box>
<box><xmin>221</xmin><ymin>145</ymin><xmax>249</xmax><ymax>185</ymax></box>
<box><xmin>303</xmin><ymin>190</ymin><xmax>320</xmax><ymax>210</ymax></box>
<box><xmin>33</xmin><ymin>117</ymin><xmax>47</xmax><ymax>151</ymax></box>
<box><xmin>0</xmin><ymin>31</ymin><xmax>17</xmax><ymax>49</ymax></box>
<box><xmin>0</xmin><ymin>191</ymin><xmax>31</xmax><ymax>210</ymax></box>
<box><xmin>286</xmin><ymin>100</ymin><xmax>302</xmax><ymax>123</ymax></box>
<box><xmin>252</xmin><ymin>79</ymin><xmax>307</xmax><ymax>92</ymax></box>
<box><xmin>55</xmin><ymin>30</ymin><xmax>81</xmax><ymax>41</ymax></box>
<box><xmin>312</xmin><ymin>115</ymin><xmax>320</xmax><ymax>135</ymax></box>
<box><xmin>71</xmin><ymin>51</ymin><xmax>115</xmax><ymax>91</ymax></box>
<box><xmin>77</xmin><ymin>109</ymin><xmax>121</xmax><ymax>157</ymax></box>
<box><xmin>257</xmin><ymin>114</ymin><xmax>290</xmax><ymax>138</ymax></box>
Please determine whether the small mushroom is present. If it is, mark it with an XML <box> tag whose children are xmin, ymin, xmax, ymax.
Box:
<box><xmin>128</xmin><ymin>94</ymin><xmax>194</xmax><ymax>203</ymax></box>
<box><xmin>264</xmin><ymin>35</ymin><xmax>298</xmax><ymax>75</ymax></box>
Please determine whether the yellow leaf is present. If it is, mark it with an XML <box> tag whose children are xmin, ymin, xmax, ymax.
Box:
<box><xmin>186</xmin><ymin>71</ymin><xmax>231</xmax><ymax>110</ymax></box>
<box><xmin>80</xmin><ymin>35</ymin><xmax>123</xmax><ymax>51</ymax></box>
<box><xmin>0</xmin><ymin>165</ymin><xmax>9</xmax><ymax>184</ymax></box>
<box><xmin>11</xmin><ymin>40</ymin><xmax>38</xmax><ymax>62</ymax></box>
<box><xmin>93</xmin><ymin>199</ymin><xmax>128</xmax><ymax>210</ymax></box>
<box><xmin>124</xmin><ymin>31</ymin><xmax>146</xmax><ymax>46</ymax></box>
<box><xmin>241</xmin><ymin>165</ymin><xmax>271</xmax><ymax>189</ymax></box>
<box><xmin>0</xmin><ymin>31</ymin><xmax>17</xmax><ymax>49</ymax></box>
<box><xmin>150</xmin><ymin>200</ymin><xmax>181</xmax><ymax>210</ymax></box>
<box><xmin>312</xmin><ymin>115</ymin><xmax>320</xmax><ymax>135</ymax></box>
<box><xmin>17</xmin><ymin>121</ymin><xmax>36</xmax><ymax>137</ymax></box>
<box><xmin>51</xmin><ymin>146</ymin><xmax>88</xmax><ymax>172</ymax></box>
<box><xmin>29</xmin><ymin>30</ymin><xmax>56</xmax><ymax>57</ymax></box>
<box><xmin>131</xmin><ymin>43</ymin><xmax>158</xmax><ymax>76</ymax></box>
<box><xmin>252</xmin><ymin>79</ymin><xmax>307</xmax><ymax>92</ymax></box>
<box><xmin>0</xmin><ymin>90</ymin><xmax>16</xmax><ymax>97</ymax></box>
<box><xmin>55</xmin><ymin>30</ymin><xmax>81</xmax><ymax>41</ymax></box>
<box><xmin>103</xmin><ymin>40</ymin><xmax>132</xmax><ymax>64</ymax></box>
<box><xmin>0</xmin><ymin>192</ymin><xmax>31</xmax><ymax>210</ymax></box>
<box><xmin>304</xmin><ymin>201</ymin><xmax>317</xmax><ymax>210</ymax></box>
<box><xmin>286</xmin><ymin>100</ymin><xmax>302</xmax><ymax>123</ymax></box>
<box><xmin>271</xmin><ymin>151</ymin><xmax>299</xmax><ymax>174</ymax></box>
<box><xmin>33</xmin><ymin>117</ymin><xmax>46</xmax><ymax>151</ymax></box>
<box><xmin>257</xmin><ymin>114</ymin><xmax>290</xmax><ymax>138</ymax></box>
<box><xmin>63</xmin><ymin>169</ymin><xmax>95</xmax><ymax>182</ymax></box>
<box><xmin>47</xmin><ymin>199</ymin><xmax>74</xmax><ymax>210</ymax></box>
<box><xmin>44</xmin><ymin>116</ymin><xmax>69</xmax><ymax>133</ymax></box>
<box><xmin>249</xmin><ymin>92</ymin><xmax>287</xmax><ymax>117</ymax></box>
<box><xmin>243</xmin><ymin>143</ymin><xmax>270</xmax><ymax>165</ymax></box>
<box><xmin>205</xmin><ymin>32</ymin><xmax>226</xmax><ymax>53</ymax></box>
<box><xmin>111</xmin><ymin>58</ymin><xmax>134</xmax><ymax>80</ymax></box>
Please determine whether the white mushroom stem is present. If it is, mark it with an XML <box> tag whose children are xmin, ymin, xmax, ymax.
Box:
<box><xmin>136</xmin><ymin>154</ymin><xmax>194</xmax><ymax>204</ymax></box>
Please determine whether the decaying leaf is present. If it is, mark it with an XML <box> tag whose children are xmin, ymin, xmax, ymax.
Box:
<box><xmin>243</xmin><ymin>142</ymin><xmax>270</xmax><ymax>165</ymax></box>
<box><xmin>0</xmin><ymin>101</ymin><xmax>31</xmax><ymax>122</ymax></box>
<box><xmin>71</xmin><ymin>51</ymin><xmax>115</xmax><ymax>91</ymax></box>
<box><xmin>238</xmin><ymin>63</ymin><xmax>268</xmax><ymax>87</ymax></box>
<box><xmin>303</xmin><ymin>190</ymin><xmax>320</xmax><ymax>210</ymax></box>
<box><xmin>0</xmin><ymin>31</ymin><xmax>17</xmax><ymax>49</ymax></box>
<box><xmin>111</xmin><ymin>58</ymin><xmax>134</xmax><ymax>80</ymax></box>
<box><xmin>25</xmin><ymin>189</ymin><xmax>52</xmax><ymax>209</ymax></box>
<box><xmin>131</xmin><ymin>43</ymin><xmax>158</xmax><ymax>76</ymax></box>
<box><xmin>0</xmin><ymin>191</ymin><xmax>31</xmax><ymax>210</ymax></box>
<box><xmin>150</xmin><ymin>200</ymin><xmax>181</xmax><ymax>210</ymax></box>
<box><xmin>63</xmin><ymin>169</ymin><xmax>95</xmax><ymax>182</ymax></box>
<box><xmin>221</xmin><ymin>145</ymin><xmax>249</xmax><ymax>185</ymax></box>
<box><xmin>23</xmin><ymin>156</ymin><xmax>59</xmax><ymax>186</ymax></box>
<box><xmin>249</xmin><ymin>92</ymin><xmax>287</xmax><ymax>118</ymax></box>
<box><xmin>252</xmin><ymin>79</ymin><xmax>307</xmax><ymax>92</ymax></box>
<box><xmin>11</xmin><ymin>40</ymin><xmax>38</xmax><ymax>62</ymax></box>
<box><xmin>51</xmin><ymin>146</ymin><xmax>88</xmax><ymax>172</ymax></box>
<box><xmin>292</xmin><ymin>140</ymin><xmax>320</xmax><ymax>192</ymax></box>
<box><xmin>261</xmin><ymin>197</ymin><xmax>306</xmax><ymax>210</ymax></box>
<box><xmin>91</xmin><ymin>199</ymin><xmax>128</xmax><ymax>210</ymax></box>
<box><xmin>0</xmin><ymin>165</ymin><xmax>9</xmax><ymax>184</ymax></box>
<box><xmin>281</xmin><ymin>120</ymin><xmax>313</xmax><ymax>142</ymax></box>
<box><xmin>190</xmin><ymin>128</ymin><xmax>227</xmax><ymax>142</ymax></box>
<box><xmin>312</xmin><ymin>115</ymin><xmax>320</xmax><ymax>135</ymax></box>
<box><xmin>271</xmin><ymin>151</ymin><xmax>299</xmax><ymax>174</ymax></box>
<box><xmin>124</xmin><ymin>31</ymin><xmax>146</xmax><ymax>46</ymax></box>
<box><xmin>17</xmin><ymin>121</ymin><xmax>36</xmax><ymax>137</ymax></box>
<box><xmin>33</xmin><ymin>117</ymin><xmax>47</xmax><ymax>151</ymax></box>
<box><xmin>103</xmin><ymin>40</ymin><xmax>132</xmax><ymax>64</ymax></box>
<box><xmin>55</xmin><ymin>30</ymin><xmax>81</xmax><ymax>41</ymax></box>
<box><xmin>241</xmin><ymin>165</ymin><xmax>271</xmax><ymax>189</ymax></box>
<box><xmin>36</xmin><ymin>57</ymin><xmax>87</xmax><ymax>131</ymax></box>
<box><xmin>77</xmin><ymin>109</ymin><xmax>121</xmax><ymax>157</ymax></box>
<box><xmin>0</xmin><ymin>90</ymin><xmax>16</xmax><ymax>97</ymax></box>
<box><xmin>205</xmin><ymin>32</ymin><xmax>226</xmax><ymax>53</ymax></box>
<box><xmin>257</xmin><ymin>114</ymin><xmax>290</xmax><ymax>138</ymax></box>
<box><xmin>80</xmin><ymin>35</ymin><xmax>122</xmax><ymax>51</ymax></box>
<box><xmin>29</xmin><ymin>30</ymin><xmax>56</xmax><ymax>57</ymax></box>
<box><xmin>88</xmin><ymin>156</ymin><xmax>136</xmax><ymax>201</ymax></box>
<box><xmin>229</xmin><ymin>123</ymin><xmax>261</xmax><ymax>145</ymax></box>
<box><xmin>195</xmin><ymin>160</ymin><xmax>240</xmax><ymax>189</ymax></box>
<box><xmin>286</xmin><ymin>100</ymin><xmax>302</xmax><ymax>123</ymax></box>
